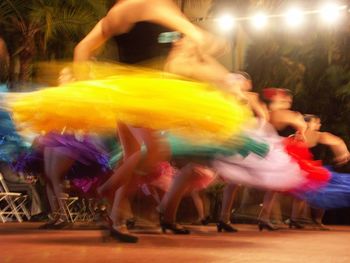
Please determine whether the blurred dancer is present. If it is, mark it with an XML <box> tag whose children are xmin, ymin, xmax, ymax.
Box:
<box><xmin>73</xmin><ymin>0</ymin><xmax>248</xmax><ymax>241</ymax></box>
<box><xmin>298</xmin><ymin>114</ymin><xmax>350</xmax><ymax>230</ymax></box>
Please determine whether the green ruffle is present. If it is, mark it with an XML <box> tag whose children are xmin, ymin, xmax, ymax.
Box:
<box><xmin>168</xmin><ymin>135</ymin><xmax>269</xmax><ymax>159</ymax></box>
<box><xmin>106</xmin><ymin>133</ymin><xmax>269</xmax><ymax>168</ymax></box>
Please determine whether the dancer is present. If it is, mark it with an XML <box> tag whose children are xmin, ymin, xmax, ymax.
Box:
<box><xmin>254</xmin><ymin>89</ymin><xmax>350</xmax><ymax>229</ymax></box>
<box><xmin>15</xmin><ymin>131</ymin><xmax>112</xmax><ymax>229</ymax></box>
<box><xmin>257</xmin><ymin>88</ymin><xmax>308</xmax><ymax>230</ymax></box>
<box><xmin>13</xmin><ymin>68</ymin><xmax>112</xmax><ymax>229</ymax></box>
<box><xmin>296</xmin><ymin>114</ymin><xmax>350</xmax><ymax>230</ymax></box>
<box><xmin>0</xmin><ymin>86</ymin><xmax>43</xmax><ymax>219</ymax></box>
<box><xmin>3</xmin><ymin>0</ymin><xmax>252</xmax><ymax>242</ymax></box>
<box><xmin>162</xmin><ymin>74</ymin><xmax>304</xmax><ymax>232</ymax></box>
<box><xmin>214</xmin><ymin>88</ymin><xmax>311</xmax><ymax>231</ymax></box>
<box><xmin>73</xmin><ymin>0</ymin><xmax>255</xmax><ymax>241</ymax></box>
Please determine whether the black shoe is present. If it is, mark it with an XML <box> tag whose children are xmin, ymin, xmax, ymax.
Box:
<box><xmin>50</xmin><ymin>219</ymin><xmax>72</xmax><ymax>230</ymax></box>
<box><xmin>126</xmin><ymin>218</ymin><xmax>136</xmax><ymax>230</ymax></box>
<box><xmin>160</xmin><ymin>222</ymin><xmax>190</xmax><ymax>234</ymax></box>
<box><xmin>201</xmin><ymin>216</ymin><xmax>210</xmax><ymax>226</ymax></box>
<box><xmin>313</xmin><ymin>222</ymin><xmax>330</xmax><ymax>231</ymax></box>
<box><xmin>192</xmin><ymin>216</ymin><xmax>210</xmax><ymax>226</ymax></box>
<box><xmin>30</xmin><ymin>213</ymin><xmax>49</xmax><ymax>222</ymax></box>
<box><xmin>216</xmin><ymin>221</ymin><xmax>238</xmax><ymax>233</ymax></box>
<box><xmin>289</xmin><ymin>219</ymin><xmax>304</xmax><ymax>229</ymax></box>
<box><xmin>258</xmin><ymin>221</ymin><xmax>279</xmax><ymax>231</ymax></box>
<box><xmin>110</xmin><ymin>227</ymin><xmax>139</xmax><ymax>243</ymax></box>
<box><xmin>38</xmin><ymin>219</ymin><xmax>58</xmax><ymax>229</ymax></box>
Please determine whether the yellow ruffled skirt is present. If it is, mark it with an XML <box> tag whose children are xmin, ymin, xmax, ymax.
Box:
<box><xmin>5</xmin><ymin>63</ymin><xmax>252</xmax><ymax>143</ymax></box>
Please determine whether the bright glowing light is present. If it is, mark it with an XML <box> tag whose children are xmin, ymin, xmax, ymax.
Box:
<box><xmin>217</xmin><ymin>14</ymin><xmax>235</xmax><ymax>32</ymax></box>
<box><xmin>285</xmin><ymin>8</ymin><xmax>304</xmax><ymax>27</ymax></box>
<box><xmin>320</xmin><ymin>3</ymin><xmax>345</xmax><ymax>24</ymax></box>
<box><xmin>252</xmin><ymin>13</ymin><xmax>268</xmax><ymax>29</ymax></box>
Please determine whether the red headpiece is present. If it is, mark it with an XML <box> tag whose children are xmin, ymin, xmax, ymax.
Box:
<box><xmin>263</xmin><ymin>88</ymin><xmax>291</xmax><ymax>101</ymax></box>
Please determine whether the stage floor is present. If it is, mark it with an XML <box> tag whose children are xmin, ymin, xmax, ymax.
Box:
<box><xmin>1</xmin><ymin>223</ymin><xmax>350</xmax><ymax>263</ymax></box>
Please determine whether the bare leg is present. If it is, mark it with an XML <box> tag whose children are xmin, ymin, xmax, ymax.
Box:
<box><xmin>216</xmin><ymin>183</ymin><xmax>239</xmax><ymax>232</ymax></box>
<box><xmin>271</xmin><ymin>194</ymin><xmax>282</xmax><ymax>224</ymax></box>
<box><xmin>110</xmin><ymin>185</ymin><xmax>132</xmax><ymax>227</ymax></box>
<box><xmin>220</xmin><ymin>183</ymin><xmax>239</xmax><ymax>223</ymax></box>
<box><xmin>311</xmin><ymin>207</ymin><xmax>329</xmax><ymax>230</ymax></box>
<box><xmin>98</xmin><ymin>123</ymin><xmax>142</xmax><ymax>195</ymax></box>
<box><xmin>43</xmin><ymin>148</ymin><xmax>56</xmax><ymax>214</ymax></box>
<box><xmin>257</xmin><ymin>191</ymin><xmax>280</xmax><ymax>231</ymax></box>
<box><xmin>312</xmin><ymin>208</ymin><xmax>325</xmax><ymax>224</ymax></box>
<box><xmin>290</xmin><ymin>198</ymin><xmax>305</xmax><ymax>229</ymax></box>
<box><xmin>99</xmin><ymin>124</ymin><xmax>170</xmax><ymax>195</ymax></box>
<box><xmin>104</xmin><ymin>125</ymin><xmax>169</xmax><ymax>241</ymax></box>
<box><xmin>301</xmin><ymin>202</ymin><xmax>312</xmax><ymax>223</ymax></box>
<box><xmin>39</xmin><ymin>147</ymin><xmax>74</xmax><ymax>229</ymax></box>
<box><xmin>191</xmin><ymin>190</ymin><xmax>205</xmax><ymax>222</ymax></box>
<box><xmin>45</xmin><ymin>182</ymin><xmax>58</xmax><ymax>214</ymax></box>
<box><xmin>46</xmin><ymin>147</ymin><xmax>75</xmax><ymax>221</ymax></box>
<box><xmin>259</xmin><ymin>191</ymin><xmax>278</xmax><ymax>222</ymax></box>
<box><xmin>149</xmin><ymin>186</ymin><xmax>161</xmax><ymax>205</ymax></box>
<box><xmin>291</xmin><ymin>198</ymin><xmax>305</xmax><ymax>221</ymax></box>
<box><xmin>160</xmin><ymin>164</ymin><xmax>192</xmax><ymax>223</ymax></box>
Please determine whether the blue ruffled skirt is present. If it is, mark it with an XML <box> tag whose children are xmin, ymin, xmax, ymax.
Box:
<box><xmin>296</xmin><ymin>166</ymin><xmax>350</xmax><ymax>209</ymax></box>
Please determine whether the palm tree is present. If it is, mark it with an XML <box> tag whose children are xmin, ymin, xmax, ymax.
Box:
<box><xmin>0</xmin><ymin>0</ymin><xmax>108</xmax><ymax>82</ymax></box>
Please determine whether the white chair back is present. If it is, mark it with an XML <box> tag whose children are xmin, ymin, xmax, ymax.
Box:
<box><xmin>0</xmin><ymin>173</ymin><xmax>8</xmax><ymax>192</ymax></box>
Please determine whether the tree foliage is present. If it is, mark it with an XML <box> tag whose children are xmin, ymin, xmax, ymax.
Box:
<box><xmin>0</xmin><ymin>0</ymin><xmax>108</xmax><ymax>82</ymax></box>
<box><xmin>210</xmin><ymin>0</ymin><xmax>350</xmax><ymax>157</ymax></box>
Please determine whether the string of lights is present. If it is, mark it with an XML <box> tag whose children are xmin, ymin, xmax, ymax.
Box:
<box><xmin>190</xmin><ymin>3</ymin><xmax>348</xmax><ymax>31</ymax></box>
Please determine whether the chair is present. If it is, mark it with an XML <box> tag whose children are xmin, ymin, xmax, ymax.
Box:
<box><xmin>56</xmin><ymin>193</ymin><xmax>80</xmax><ymax>222</ymax></box>
<box><xmin>76</xmin><ymin>198</ymin><xmax>96</xmax><ymax>222</ymax></box>
<box><xmin>0</xmin><ymin>173</ymin><xmax>30</xmax><ymax>222</ymax></box>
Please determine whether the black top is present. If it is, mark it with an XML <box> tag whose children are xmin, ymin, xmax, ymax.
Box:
<box><xmin>276</xmin><ymin>126</ymin><xmax>295</xmax><ymax>137</ymax></box>
<box><xmin>113</xmin><ymin>22</ymin><xmax>171</xmax><ymax>64</ymax></box>
<box><xmin>311</xmin><ymin>143</ymin><xmax>350</xmax><ymax>172</ymax></box>
<box><xmin>309</xmin><ymin>144</ymin><xmax>324</xmax><ymax>161</ymax></box>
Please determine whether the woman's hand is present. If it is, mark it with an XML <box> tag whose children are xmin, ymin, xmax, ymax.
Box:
<box><xmin>334</xmin><ymin>152</ymin><xmax>350</xmax><ymax>165</ymax></box>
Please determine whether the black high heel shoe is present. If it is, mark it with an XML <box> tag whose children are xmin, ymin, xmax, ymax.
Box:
<box><xmin>258</xmin><ymin>221</ymin><xmax>279</xmax><ymax>231</ymax></box>
<box><xmin>126</xmin><ymin>218</ymin><xmax>136</xmax><ymax>230</ymax></box>
<box><xmin>110</xmin><ymin>227</ymin><xmax>139</xmax><ymax>243</ymax></box>
<box><xmin>104</xmin><ymin>215</ymin><xmax>138</xmax><ymax>243</ymax></box>
<box><xmin>313</xmin><ymin>221</ymin><xmax>330</xmax><ymax>231</ymax></box>
<box><xmin>289</xmin><ymin>219</ymin><xmax>305</xmax><ymax>229</ymax></box>
<box><xmin>201</xmin><ymin>216</ymin><xmax>210</xmax><ymax>226</ymax></box>
<box><xmin>50</xmin><ymin>218</ymin><xmax>72</xmax><ymax>230</ymax></box>
<box><xmin>160</xmin><ymin>222</ymin><xmax>190</xmax><ymax>234</ymax></box>
<box><xmin>216</xmin><ymin>221</ymin><xmax>238</xmax><ymax>233</ymax></box>
<box><xmin>158</xmin><ymin>209</ymin><xmax>190</xmax><ymax>234</ymax></box>
<box><xmin>192</xmin><ymin>216</ymin><xmax>210</xmax><ymax>226</ymax></box>
<box><xmin>38</xmin><ymin>218</ymin><xmax>59</xmax><ymax>229</ymax></box>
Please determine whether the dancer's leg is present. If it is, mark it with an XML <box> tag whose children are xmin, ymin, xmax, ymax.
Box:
<box><xmin>39</xmin><ymin>147</ymin><xmax>74</xmax><ymax>228</ymax></box>
<box><xmin>220</xmin><ymin>183</ymin><xmax>239</xmax><ymax>223</ymax></box>
<box><xmin>259</xmin><ymin>191</ymin><xmax>278</xmax><ymax>222</ymax></box>
<box><xmin>46</xmin><ymin>147</ymin><xmax>75</xmax><ymax>221</ymax></box>
<box><xmin>98</xmin><ymin>123</ymin><xmax>142</xmax><ymax>195</ymax></box>
<box><xmin>216</xmin><ymin>183</ymin><xmax>239</xmax><ymax>232</ymax></box>
<box><xmin>191</xmin><ymin>190</ymin><xmax>205</xmax><ymax>222</ymax></box>
<box><xmin>257</xmin><ymin>191</ymin><xmax>280</xmax><ymax>231</ymax></box>
<box><xmin>160</xmin><ymin>164</ymin><xmax>193</xmax><ymax>223</ymax></box>
<box><xmin>311</xmin><ymin>207</ymin><xmax>329</xmax><ymax>230</ymax></box>
<box><xmin>43</xmin><ymin>148</ymin><xmax>58</xmax><ymax>214</ymax></box>
<box><xmin>290</xmin><ymin>198</ymin><xmax>306</xmax><ymax>229</ymax></box>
